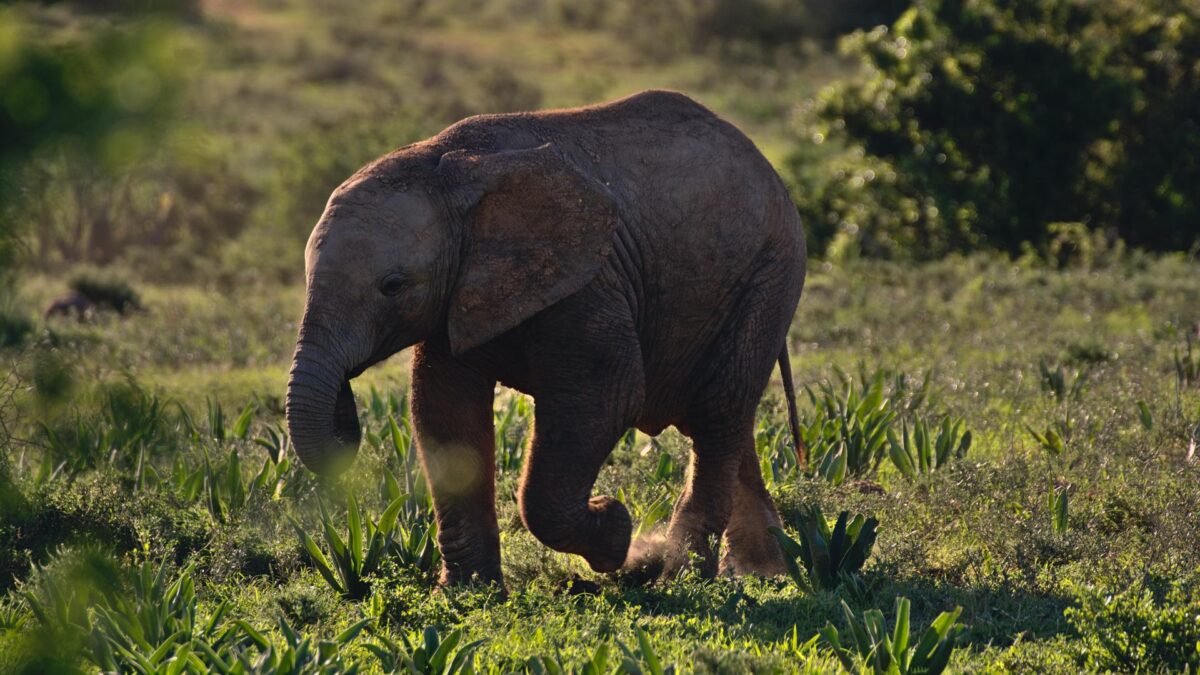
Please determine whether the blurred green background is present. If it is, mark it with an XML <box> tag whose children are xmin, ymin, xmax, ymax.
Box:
<box><xmin>4</xmin><ymin>0</ymin><xmax>1196</xmax><ymax>299</ymax></box>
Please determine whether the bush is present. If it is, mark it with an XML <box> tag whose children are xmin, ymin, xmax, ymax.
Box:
<box><xmin>68</xmin><ymin>270</ymin><xmax>141</xmax><ymax>315</ymax></box>
<box><xmin>18</xmin><ymin>149</ymin><xmax>256</xmax><ymax>279</ymax></box>
<box><xmin>1066</xmin><ymin>579</ymin><xmax>1200</xmax><ymax>672</ymax></box>
<box><xmin>554</xmin><ymin>0</ymin><xmax>906</xmax><ymax>58</ymax></box>
<box><xmin>789</xmin><ymin>0</ymin><xmax>1200</xmax><ymax>258</ymax></box>
<box><xmin>0</xmin><ymin>309</ymin><xmax>32</xmax><ymax>349</ymax></box>
<box><xmin>226</xmin><ymin>113</ymin><xmax>431</xmax><ymax>283</ymax></box>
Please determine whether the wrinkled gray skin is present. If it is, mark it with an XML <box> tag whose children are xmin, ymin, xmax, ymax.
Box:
<box><xmin>286</xmin><ymin>90</ymin><xmax>806</xmax><ymax>588</ymax></box>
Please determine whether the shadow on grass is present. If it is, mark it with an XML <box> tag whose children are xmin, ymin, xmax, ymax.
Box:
<box><xmin>610</xmin><ymin>572</ymin><xmax>1075</xmax><ymax>649</ymax></box>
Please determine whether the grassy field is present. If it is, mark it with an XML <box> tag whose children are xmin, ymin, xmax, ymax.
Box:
<box><xmin>3</xmin><ymin>252</ymin><xmax>1199</xmax><ymax>673</ymax></box>
<box><xmin>4</xmin><ymin>1</ymin><xmax>1200</xmax><ymax>672</ymax></box>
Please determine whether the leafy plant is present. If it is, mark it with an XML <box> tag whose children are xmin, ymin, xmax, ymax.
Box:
<box><xmin>526</xmin><ymin>642</ymin><xmax>613</xmax><ymax>675</ymax></box>
<box><xmin>769</xmin><ymin>507</ymin><xmax>879</xmax><ymax>591</ymax></box>
<box><xmin>1027</xmin><ymin>423</ymin><xmax>1068</xmax><ymax>457</ymax></box>
<box><xmin>21</xmin><ymin>552</ymin><xmax>242</xmax><ymax>674</ymax></box>
<box><xmin>756</xmin><ymin>416</ymin><xmax>799</xmax><ymax>489</ymax></box>
<box><xmin>382</xmin><ymin>413</ymin><xmax>429</xmax><ymax>502</ymax></box>
<box><xmin>618</xmin><ymin>486</ymin><xmax>675</xmax><ymax>537</ymax></box>
<box><xmin>88</xmin><ymin>561</ymin><xmax>240</xmax><ymax>673</ymax></box>
<box><xmin>495</xmin><ymin>394</ymin><xmax>532</xmax><ymax>473</ymax></box>
<box><xmin>1048</xmin><ymin>484</ymin><xmax>1069</xmax><ymax>534</ymax></box>
<box><xmin>233</xmin><ymin>615</ymin><xmax>371</xmax><ymax>675</ymax></box>
<box><xmin>218</xmin><ymin>399</ymin><xmax>256</xmax><ymax>444</ymax></box>
<box><xmin>253</xmin><ymin>422</ymin><xmax>289</xmax><ymax>464</ymax></box>
<box><xmin>801</xmin><ymin>370</ymin><xmax>896</xmax><ymax>484</ymax></box>
<box><xmin>887</xmin><ymin>416</ymin><xmax>971</xmax><ymax>480</ymax></box>
<box><xmin>1039</xmin><ymin>361</ymin><xmax>1089</xmax><ymax>403</ymax></box>
<box><xmin>38</xmin><ymin>380</ymin><xmax>174</xmax><ymax>475</ymax></box>
<box><xmin>293</xmin><ymin>493</ymin><xmax>410</xmax><ymax>599</ymax></box>
<box><xmin>392</xmin><ymin>506</ymin><xmax>441</xmax><ymax>574</ymax></box>
<box><xmin>364</xmin><ymin>385</ymin><xmax>405</xmax><ymax>425</ymax></box>
<box><xmin>615</xmin><ymin>627</ymin><xmax>675</xmax><ymax>675</ymax></box>
<box><xmin>820</xmin><ymin>597</ymin><xmax>964</xmax><ymax>675</ymax></box>
<box><xmin>164</xmin><ymin>447</ymin><xmax>291</xmax><ymax>523</ymax></box>
<box><xmin>0</xmin><ymin>600</ymin><xmax>27</xmax><ymax>631</ymax></box>
<box><xmin>1175</xmin><ymin>331</ymin><xmax>1200</xmax><ymax>389</ymax></box>
<box><xmin>1136</xmin><ymin>401</ymin><xmax>1154</xmax><ymax>431</ymax></box>
<box><xmin>363</xmin><ymin>626</ymin><xmax>484</xmax><ymax>675</ymax></box>
<box><xmin>201</xmin><ymin>448</ymin><xmax>246</xmax><ymax>525</ymax></box>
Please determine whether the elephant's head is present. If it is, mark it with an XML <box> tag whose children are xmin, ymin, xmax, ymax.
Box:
<box><xmin>285</xmin><ymin>141</ymin><xmax>618</xmax><ymax>475</ymax></box>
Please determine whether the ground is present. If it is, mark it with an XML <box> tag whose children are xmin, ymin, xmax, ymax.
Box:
<box><xmin>3</xmin><ymin>252</ymin><xmax>1198</xmax><ymax>672</ymax></box>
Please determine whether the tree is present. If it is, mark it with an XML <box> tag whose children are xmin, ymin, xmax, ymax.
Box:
<box><xmin>789</xmin><ymin>0</ymin><xmax>1200</xmax><ymax>258</ymax></box>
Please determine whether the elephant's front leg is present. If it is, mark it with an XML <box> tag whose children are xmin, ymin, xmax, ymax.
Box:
<box><xmin>411</xmin><ymin>343</ymin><xmax>502</xmax><ymax>587</ymax></box>
<box><xmin>518</xmin><ymin>399</ymin><xmax>634</xmax><ymax>573</ymax></box>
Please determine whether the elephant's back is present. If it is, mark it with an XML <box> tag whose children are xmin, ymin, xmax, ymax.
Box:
<box><xmin>543</xmin><ymin>90</ymin><xmax>800</xmax><ymax>260</ymax></box>
<box><xmin>550</xmin><ymin>92</ymin><xmax>805</xmax><ymax>420</ymax></box>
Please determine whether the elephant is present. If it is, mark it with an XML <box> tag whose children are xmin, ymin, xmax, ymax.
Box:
<box><xmin>285</xmin><ymin>90</ymin><xmax>806</xmax><ymax>588</ymax></box>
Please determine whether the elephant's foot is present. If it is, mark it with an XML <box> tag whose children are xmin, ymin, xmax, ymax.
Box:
<box><xmin>719</xmin><ymin>537</ymin><xmax>787</xmax><ymax>577</ymax></box>
<box><xmin>523</xmin><ymin>493</ymin><xmax>633</xmax><ymax>574</ymax></box>
<box><xmin>617</xmin><ymin>529</ymin><xmax>668</xmax><ymax>585</ymax></box>
<box><xmin>436</xmin><ymin>528</ymin><xmax>504</xmax><ymax>590</ymax></box>
<box><xmin>661</xmin><ymin>517</ymin><xmax>723</xmax><ymax>580</ymax></box>
<box><xmin>579</xmin><ymin>495</ymin><xmax>633</xmax><ymax>573</ymax></box>
<box><xmin>437</xmin><ymin>559</ymin><xmax>505</xmax><ymax>590</ymax></box>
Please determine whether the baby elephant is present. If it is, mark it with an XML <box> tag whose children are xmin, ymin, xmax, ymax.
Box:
<box><xmin>285</xmin><ymin>90</ymin><xmax>806</xmax><ymax>588</ymax></box>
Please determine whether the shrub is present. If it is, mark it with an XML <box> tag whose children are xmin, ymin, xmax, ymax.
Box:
<box><xmin>789</xmin><ymin>0</ymin><xmax>1200</xmax><ymax>258</ymax></box>
<box><xmin>0</xmin><ymin>309</ymin><xmax>32</xmax><ymax>349</ymax></box>
<box><xmin>68</xmin><ymin>270</ymin><xmax>141</xmax><ymax>315</ymax></box>
<box><xmin>1066</xmin><ymin>579</ymin><xmax>1200</xmax><ymax>672</ymax></box>
<box><xmin>553</xmin><ymin>0</ymin><xmax>907</xmax><ymax>58</ymax></box>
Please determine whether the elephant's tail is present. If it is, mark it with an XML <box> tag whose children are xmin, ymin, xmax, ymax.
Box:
<box><xmin>777</xmin><ymin>345</ymin><xmax>806</xmax><ymax>468</ymax></box>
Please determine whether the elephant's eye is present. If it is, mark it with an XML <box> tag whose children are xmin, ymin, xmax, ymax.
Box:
<box><xmin>379</xmin><ymin>273</ymin><xmax>406</xmax><ymax>296</ymax></box>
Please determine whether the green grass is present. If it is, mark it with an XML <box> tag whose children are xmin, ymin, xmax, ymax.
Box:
<box><xmin>3</xmin><ymin>252</ymin><xmax>1200</xmax><ymax>672</ymax></box>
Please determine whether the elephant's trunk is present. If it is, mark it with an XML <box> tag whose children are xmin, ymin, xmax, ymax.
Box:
<box><xmin>286</xmin><ymin>334</ymin><xmax>363</xmax><ymax>476</ymax></box>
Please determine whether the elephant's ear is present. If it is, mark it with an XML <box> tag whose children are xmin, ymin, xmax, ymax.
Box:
<box><xmin>440</xmin><ymin>143</ymin><xmax>617</xmax><ymax>355</ymax></box>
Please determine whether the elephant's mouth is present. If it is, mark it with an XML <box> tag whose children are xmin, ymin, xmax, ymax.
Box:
<box><xmin>331</xmin><ymin>378</ymin><xmax>362</xmax><ymax>450</ymax></box>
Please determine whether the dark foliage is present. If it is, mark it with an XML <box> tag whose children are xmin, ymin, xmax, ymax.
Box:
<box><xmin>790</xmin><ymin>0</ymin><xmax>1200</xmax><ymax>258</ymax></box>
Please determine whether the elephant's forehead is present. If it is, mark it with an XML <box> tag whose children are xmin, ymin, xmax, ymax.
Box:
<box><xmin>306</xmin><ymin>187</ymin><xmax>442</xmax><ymax>273</ymax></box>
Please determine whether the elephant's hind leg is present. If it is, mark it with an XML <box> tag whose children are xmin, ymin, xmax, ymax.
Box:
<box><xmin>661</xmin><ymin>423</ymin><xmax>744</xmax><ymax>578</ymax></box>
<box><xmin>721</xmin><ymin>445</ymin><xmax>787</xmax><ymax>576</ymax></box>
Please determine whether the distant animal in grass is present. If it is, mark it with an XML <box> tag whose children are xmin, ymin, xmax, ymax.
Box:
<box><xmin>43</xmin><ymin>291</ymin><xmax>93</xmax><ymax>321</ymax></box>
<box><xmin>45</xmin><ymin>273</ymin><xmax>143</xmax><ymax>321</ymax></box>
<box><xmin>285</xmin><ymin>90</ymin><xmax>807</xmax><ymax>590</ymax></box>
